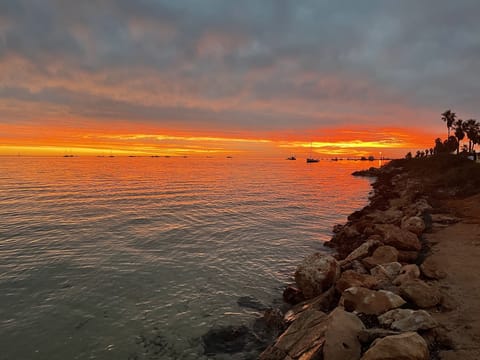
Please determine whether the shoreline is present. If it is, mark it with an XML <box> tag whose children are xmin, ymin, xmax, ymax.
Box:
<box><xmin>260</xmin><ymin>157</ymin><xmax>480</xmax><ymax>360</ymax></box>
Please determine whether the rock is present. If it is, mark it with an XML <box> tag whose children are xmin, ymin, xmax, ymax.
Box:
<box><xmin>399</xmin><ymin>279</ymin><xmax>442</xmax><ymax>308</ymax></box>
<box><xmin>401</xmin><ymin>216</ymin><xmax>426</xmax><ymax>236</ymax></box>
<box><xmin>371</xmin><ymin>262</ymin><xmax>402</xmax><ymax>280</ymax></box>
<box><xmin>414</xmin><ymin>198</ymin><xmax>433</xmax><ymax>214</ymax></box>
<box><xmin>375</xmin><ymin>224</ymin><xmax>422</xmax><ymax>251</ymax></box>
<box><xmin>393</xmin><ymin>264</ymin><xmax>420</xmax><ymax>286</ymax></box>
<box><xmin>323</xmin><ymin>308</ymin><xmax>365</xmax><ymax>360</ymax></box>
<box><xmin>430</xmin><ymin>214</ymin><xmax>460</xmax><ymax>225</ymax></box>
<box><xmin>260</xmin><ymin>308</ymin><xmax>327</xmax><ymax>360</ymax></box>
<box><xmin>336</xmin><ymin>270</ymin><xmax>378</xmax><ymax>293</ymax></box>
<box><xmin>341</xmin><ymin>287</ymin><xmax>406</xmax><ymax>315</ymax></box>
<box><xmin>362</xmin><ymin>246</ymin><xmax>399</xmax><ymax>269</ymax></box>
<box><xmin>340</xmin><ymin>239</ymin><xmax>382</xmax><ymax>266</ymax></box>
<box><xmin>283</xmin><ymin>285</ymin><xmax>305</xmax><ymax>305</ymax></box>
<box><xmin>237</xmin><ymin>296</ymin><xmax>268</xmax><ymax>311</ymax></box>
<box><xmin>263</xmin><ymin>308</ymin><xmax>285</xmax><ymax>331</ymax></box>
<box><xmin>397</xmin><ymin>250</ymin><xmax>419</xmax><ymax>263</ymax></box>
<box><xmin>284</xmin><ymin>287</ymin><xmax>336</xmax><ymax>324</ymax></box>
<box><xmin>360</xmin><ymin>332</ymin><xmax>429</xmax><ymax>360</ymax></box>
<box><xmin>358</xmin><ymin>329</ymin><xmax>400</xmax><ymax>343</ymax></box>
<box><xmin>365</xmin><ymin>209</ymin><xmax>404</xmax><ymax>225</ymax></box>
<box><xmin>420</xmin><ymin>256</ymin><xmax>447</xmax><ymax>280</ymax></box>
<box><xmin>378</xmin><ymin>309</ymin><xmax>438</xmax><ymax>331</ymax></box>
<box><xmin>351</xmin><ymin>260</ymin><xmax>369</xmax><ymax>274</ymax></box>
<box><xmin>202</xmin><ymin>325</ymin><xmax>251</xmax><ymax>356</ymax></box>
<box><xmin>295</xmin><ymin>253</ymin><xmax>340</xmax><ymax>299</ymax></box>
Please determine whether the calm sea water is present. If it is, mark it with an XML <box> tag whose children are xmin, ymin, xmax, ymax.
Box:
<box><xmin>0</xmin><ymin>156</ymin><xmax>374</xmax><ymax>360</ymax></box>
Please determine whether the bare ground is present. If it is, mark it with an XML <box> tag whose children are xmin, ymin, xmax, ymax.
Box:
<box><xmin>426</xmin><ymin>193</ymin><xmax>480</xmax><ymax>359</ymax></box>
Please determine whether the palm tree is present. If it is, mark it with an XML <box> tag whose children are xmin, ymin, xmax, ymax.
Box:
<box><xmin>463</xmin><ymin>119</ymin><xmax>479</xmax><ymax>153</ymax></box>
<box><xmin>454</xmin><ymin>119</ymin><xmax>465</xmax><ymax>154</ymax></box>
<box><xmin>441</xmin><ymin>110</ymin><xmax>456</xmax><ymax>138</ymax></box>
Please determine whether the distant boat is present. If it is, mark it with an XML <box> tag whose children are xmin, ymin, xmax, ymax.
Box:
<box><xmin>287</xmin><ymin>155</ymin><xmax>296</xmax><ymax>160</ymax></box>
<box><xmin>306</xmin><ymin>142</ymin><xmax>319</xmax><ymax>163</ymax></box>
<box><xmin>226</xmin><ymin>156</ymin><xmax>233</xmax><ymax>158</ymax></box>
<box><xmin>63</xmin><ymin>154</ymin><xmax>74</xmax><ymax>158</ymax></box>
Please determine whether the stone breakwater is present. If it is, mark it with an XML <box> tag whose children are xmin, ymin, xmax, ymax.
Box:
<box><xmin>259</xmin><ymin>162</ymin><xmax>453</xmax><ymax>360</ymax></box>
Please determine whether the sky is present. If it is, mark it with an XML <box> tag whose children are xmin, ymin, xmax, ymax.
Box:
<box><xmin>1</xmin><ymin>0</ymin><xmax>479</xmax><ymax>157</ymax></box>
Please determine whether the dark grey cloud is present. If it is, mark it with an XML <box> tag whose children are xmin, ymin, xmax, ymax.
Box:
<box><xmin>1</xmin><ymin>0</ymin><xmax>480</xmax><ymax>130</ymax></box>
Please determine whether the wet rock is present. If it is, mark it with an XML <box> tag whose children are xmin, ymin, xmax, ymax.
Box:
<box><xmin>237</xmin><ymin>296</ymin><xmax>268</xmax><ymax>311</ymax></box>
<box><xmin>341</xmin><ymin>287</ymin><xmax>406</xmax><ymax>315</ymax></box>
<box><xmin>420</xmin><ymin>256</ymin><xmax>447</xmax><ymax>280</ymax></box>
<box><xmin>375</xmin><ymin>224</ymin><xmax>422</xmax><ymax>251</ymax></box>
<box><xmin>260</xmin><ymin>308</ymin><xmax>328</xmax><ymax>360</ymax></box>
<box><xmin>393</xmin><ymin>264</ymin><xmax>421</xmax><ymax>286</ymax></box>
<box><xmin>399</xmin><ymin>279</ymin><xmax>442</xmax><ymax>308</ymax></box>
<box><xmin>283</xmin><ymin>285</ymin><xmax>305</xmax><ymax>305</ymax></box>
<box><xmin>323</xmin><ymin>308</ymin><xmax>365</xmax><ymax>360</ymax></box>
<box><xmin>378</xmin><ymin>309</ymin><xmax>438</xmax><ymax>331</ymax></box>
<box><xmin>336</xmin><ymin>270</ymin><xmax>378</xmax><ymax>293</ymax></box>
<box><xmin>262</xmin><ymin>308</ymin><xmax>285</xmax><ymax>331</ymax></box>
<box><xmin>295</xmin><ymin>253</ymin><xmax>340</xmax><ymax>299</ymax></box>
<box><xmin>202</xmin><ymin>325</ymin><xmax>251</xmax><ymax>356</ymax></box>
<box><xmin>362</xmin><ymin>246</ymin><xmax>399</xmax><ymax>269</ymax></box>
<box><xmin>360</xmin><ymin>332</ymin><xmax>429</xmax><ymax>360</ymax></box>
<box><xmin>352</xmin><ymin>167</ymin><xmax>381</xmax><ymax>177</ymax></box>
<box><xmin>340</xmin><ymin>239</ymin><xmax>382</xmax><ymax>266</ymax></box>
<box><xmin>401</xmin><ymin>216</ymin><xmax>425</xmax><ymax>236</ymax></box>
<box><xmin>284</xmin><ymin>287</ymin><xmax>336</xmax><ymax>324</ymax></box>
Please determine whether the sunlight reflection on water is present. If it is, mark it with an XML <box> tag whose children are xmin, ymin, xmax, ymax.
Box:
<box><xmin>0</xmin><ymin>156</ymin><xmax>373</xmax><ymax>359</ymax></box>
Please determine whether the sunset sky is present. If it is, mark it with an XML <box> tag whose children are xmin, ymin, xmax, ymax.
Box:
<box><xmin>1</xmin><ymin>1</ymin><xmax>479</xmax><ymax>157</ymax></box>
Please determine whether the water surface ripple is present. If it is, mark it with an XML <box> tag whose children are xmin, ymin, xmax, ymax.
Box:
<box><xmin>0</xmin><ymin>157</ymin><xmax>373</xmax><ymax>359</ymax></box>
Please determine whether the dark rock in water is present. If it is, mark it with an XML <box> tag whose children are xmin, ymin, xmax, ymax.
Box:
<box><xmin>202</xmin><ymin>325</ymin><xmax>251</xmax><ymax>355</ymax></box>
<box><xmin>352</xmin><ymin>167</ymin><xmax>381</xmax><ymax>177</ymax></box>
<box><xmin>237</xmin><ymin>296</ymin><xmax>268</xmax><ymax>311</ymax></box>
<box><xmin>282</xmin><ymin>285</ymin><xmax>305</xmax><ymax>305</ymax></box>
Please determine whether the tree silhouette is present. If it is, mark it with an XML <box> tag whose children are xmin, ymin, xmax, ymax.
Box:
<box><xmin>463</xmin><ymin>119</ymin><xmax>479</xmax><ymax>153</ymax></box>
<box><xmin>454</xmin><ymin>119</ymin><xmax>465</xmax><ymax>154</ymax></box>
<box><xmin>442</xmin><ymin>110</ymin><xmax>456</xmax><ymax>138</ymax></box>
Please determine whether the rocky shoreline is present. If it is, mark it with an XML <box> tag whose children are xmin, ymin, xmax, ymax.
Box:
<box><xmin>259</xmin><ymin>159</ymin><xmax>458</xmax><ymax>360</ymax></box>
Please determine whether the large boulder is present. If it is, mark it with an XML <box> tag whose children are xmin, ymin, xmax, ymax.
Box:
<box><xmin>323</xmin><ymin>308</ymin><xmax>365</xmax><ymax>360</ymax></box>
<box><xmin>378</xmin><ymin>309</ymin><xmax>438</xmax><ymax>332</ymax></box>
<box><xmin>362</xmin><ymin>246</ymin><xmax>399</xmax><ymax>269</ymax></box>
<box><xmin>284</xmin><ymin>287</ymin><xmax>336</xmax><ymax>324</ymax></box>
<box><xmin>420</xmin><ymin>256</ymin><xmax>447</xmax><ymax>280</ymax></box>
<box><xmin>393</xmin><ymin>264</ymin><xmax>420</xmax><ymax>286</ymax></box>
<box><xmin>360</xmin><ymin>332</ymin><xmax>429</xmax><ymax>360</ymax></box>
<box><xmin>401</xmin><ymin>216</ymin><xmax>425</xmax><ymax>236</ymax></box>
<box><xmin>399</xmin><ymin>279</ymin><xmax>442</xmax><ymax>308</ymax></box>
<box><xmin>340</xmin><ymin>239</ymin><xmax>382</xmax><ymax>266</ymax></box>
<box><xmin>375</xmin><ymin>224</ymin><xmax>422</xmax><ymax>251</ymax></box>
<box><xmin>341</xmin><ymin>287</ymin><xmax>406</xmax><ymax>315</ymax></box>
<box><xmin>295</xmin><ymin>253</ymin><xmax>340</xmax><ymax>299</ymax></box>
<box><xmin>260</xmin><ymin>308</ymin><xmax>327</xmax><ymax>360</ymax></box>
<box><xmin>336</xmin><ymin>270</ymin><xmax>378</xmax><ymax>293</ymax></box>
<box><xmin>371</xmin><ymin>262</ymin><xmax>402</xmax><ymax>281</ymax></box>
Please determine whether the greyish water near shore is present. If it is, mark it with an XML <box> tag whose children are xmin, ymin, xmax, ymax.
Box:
<box><xmin>0</xmin><ymin>156</ymin><xmax>373</xmax><ymax>359</ymax></box>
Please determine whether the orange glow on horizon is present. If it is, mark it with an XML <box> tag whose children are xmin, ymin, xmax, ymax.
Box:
<box><xmin>0</xmin><ymin>122</ymin><xmax>440</xmax><ymax>158</ymax></box>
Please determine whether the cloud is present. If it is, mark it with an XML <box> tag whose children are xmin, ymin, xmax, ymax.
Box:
<box><xmin>1</xmin><ymin>0</ymin><xmax>480</xmax><ymax>136</ymax></box>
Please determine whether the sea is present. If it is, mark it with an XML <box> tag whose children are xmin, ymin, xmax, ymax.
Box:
<box><xmin>0</xmin><ymin>156</ymin><xmax>374</xmax><ymax>360</ymax></box>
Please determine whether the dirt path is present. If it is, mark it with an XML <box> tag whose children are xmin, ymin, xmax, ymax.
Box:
<box><xmin>426</xmin><ymin>194</ymin><xmax>480</xmax><ymax>359</ymax></box>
